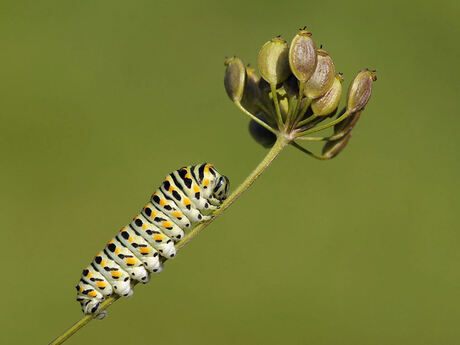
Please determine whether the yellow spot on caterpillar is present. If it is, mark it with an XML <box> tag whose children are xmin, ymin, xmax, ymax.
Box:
<box><xmin>128</xmin><ymin>236</ymin><xmax>133</xmax><ymax>242</ymax></box>
<box><xmin>151</xmin><ymin>210</ymin><xmax>156</xmax><ymax>217</ymax></box>
<box><xmin>126</xmin><ymin>258</ymin><xmax>136</xmax><ymax>265</ymax></box>
<box><xmin>115</xmin><ymin>248</ymin><xmax>120</xmax><ymax>254</ymax></box>
<box><xmin>193</xmin><ymin>185</ymin><xmax>200</xmax><ymax>193</ymax></box>
<box><xmin>160</xmin><ymin>199</ymin><xmax>166</xmax><ymax>206</ymax></box>
<box><xmin>153</xmin><ymin>234</ymin><xmax>163</xmax><ymax>241</ymax></box>
<box><xmin>87</xmin><ymin>272</ymin><xmax>92</xmax><ymax>278</ymax></box>
<box><xmin>88</xmin><ymin>291</ymin><xmax>97</xmax><ymax>297</ymax></box>
<box><xmin>185</xmin><ymin>173</ymin><xmax>191</xmax><ymax>178</ymax></box>
<box><xmin>172</xmin><ymin>211</ymin><xmax>182</xmax><ymax>218</ymax></box>
<box><xmin>162</xmin><ymin>221</ymin><xmax>172</xmax><ymax>228</ymax></box>
<box><xmin>140</xmin><ymin>247</ymin><xmax>150</xmax><ymax>254</ymax></box>
<box><xmin>142</xmin><ymin>224</ymin><xmax>147</xmax><ymax>230</ymax></box>
<box><xmin>169</xmin><ymin>186</ymin><xmax>174</xmax><ymax>192</ymax></box>
<box><xmin>203</xmin><ymin>179</ymin><xmax>210</xmax><ymax>187</ymax></box>
<box><xmin>100</xmin><ymin>261</ymin><xmax>106</xmax><ymax>266</ymax></box>
<box><xmin>184</xmin><ymin>198</ymin><xmax>191</xmax><ymax>205</ymax></box>
<box><xmin>111</xmin><ymin>271</ymin><xmax>121</xmax><ymax>278</ymax></box>
<box><xmin>204</xmin><ymin>165</ymin><xmax>209</xmax><ymax>173</ymax></box>
<box><xmin>97</xmin><ymin>281</ymin><xmax>106</xmax><ymax>288</ymax></box>
<box><xmin>79</xmin><ymin>286</ymin><xmax>83</xmax><ymax>292</ymax></box>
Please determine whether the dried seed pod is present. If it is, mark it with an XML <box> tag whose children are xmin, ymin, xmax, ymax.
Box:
<box><xmin>346</xmin><ymin>69</ymin><xmax>377</xmax><ymax>113</ymax></box>
<box><xmin>289</xmin><ymin>29</ymin><xmax>317</xmax><ymax>82</ymax></box>
<box><xmin>311</xmin><ymin>74</ymin><xmax>343</xmax><ymax>116</ymax></box>
<box><xmin>304</xmin><ymin>49</ymin><xmax>336</xmax><ymax>99</ymax></box>
<box><xmin>257</xmin><ymin>37</ymin><xmax>291</xmax><ymax>85</ymax></box>
<box><xmin>322</xmin><ymin>132</ymin><xmax>352</xmax><ymax>159</ymax></box>
<box><xmin>249</xmin><ymin>114</ymin><xmax>277</xmax><ymax>148</ymax></box>
<box><xmin>334</xmin><ymin>110</ymin><xmax>362</xmax><ymax>135</ymax></box>
<box><xmin>224</xmin><ymin>57</ymin><xmax>246</xmax><ymax>103</ymax></box>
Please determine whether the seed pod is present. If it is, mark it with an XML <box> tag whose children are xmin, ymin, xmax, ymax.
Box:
<box><xmin>289</xmin><ymin>29</ymin><xmax>317</xmax><ymax>82</ymax></box>
<box><xmin>249</xmin><ymin>114</ymin><xmax>277</xmax><ymax>148</ymax></box>
<box><xmin>322</xmin><ymin>133</ymin><xmax>352</xmax><ymax>159</ymax></box>
<box><xmin>311</xmin><ymin>74</ymin><xmax>343</xmax><ymax>116</ymax></box>
<box><xmin>240</xmin><ymin>67</ymin><xmax>262</xmax><ymax>115</ymax></box>
<box><xmin>334</xmin><ymin>110</ymin><xmax>361</xmax><ymax>135</ymax></box>
<box><xmin>257</xmin><ymin>37</ymin><xmax>291</xmax><ymax>85</ymax></box>
<box><xmin>346</xmin><ymin>69</ymin><xmax>377</xmax><ymax>113</ymax></box>
<box><xmin>304</xmin><ymin>49</ymin><xmax>336</xmax><ymax>99</ymax></box>
<box><xmin>224</xmin><ymin>57</ymin><xmax>246</xmax><ymax>103</ymax></box>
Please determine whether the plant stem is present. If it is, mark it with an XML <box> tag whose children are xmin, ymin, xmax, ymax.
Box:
<box><xmin>48</xmin><ymin>135</ymin><xmax>290</xmax><ymax>345</ymax></box>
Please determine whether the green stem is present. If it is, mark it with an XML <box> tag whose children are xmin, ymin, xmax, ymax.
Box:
<box><xmin>296</xmin><ymin>113</ymin><xmax>317</xmax><ymax>128</ymax></box>
<box><xmin>290</xmin><ymin>141</ymin><xmax>328</xmax><ymax>160</ymax></box>
<box><xmin>295</xmin><ymin>111</ymin><xmax>350</xmax><ymax>137</ymax></box>
<box><xmin>288</xmin><ymin>81</ymin><xmax>305</xmax><ymax>128</ymax></box>
<box><xmin>270</xmin><ymin>84</ymin><xmax>284</xmax><ymax>130</ymax></box>
<box><xmin>48</xmin><ymin>136</ymin><xmax>290</xmax><ymax>345</ymax></box>
<box><xmin>235</xmin><ymin>102</ymin><xmax>278</xmax><ymax>136</ymax></box>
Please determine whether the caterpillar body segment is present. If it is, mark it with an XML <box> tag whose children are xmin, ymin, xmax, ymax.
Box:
<box><xmin>76</xmin><ymin>163</ymin><xmax>229</xmax><ymax>319</ymax></box>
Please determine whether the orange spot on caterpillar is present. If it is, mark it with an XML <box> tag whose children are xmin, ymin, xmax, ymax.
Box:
<box><xmin>153</xmin><ymin>234</ymin><xmax>163</xmax><ymax>241</ymax></box>
<box><xmin>128</xmin><ymin>236</ymin><xmax>133</xmax><ymax>242</ymax></box>
<box><xmin>140</xmin><ymin>247</ymin><xmax>150</xmax><ymax>254</ymax></box>
<box><xmin>142</xmin><ymin>224</ymin><xmax>147</xmax><ymax>230</ymax></box>
<box><xmin>172</xmin><ymin>211</ymin><xmax>182</xmax><ymax>218</ymax></box>
<box><xmin>115</xmin><ymin>248</ymin><xmax>120</xmax><ymax>254</ymax></box>
<box><xmin>193</xmin><ymin>185</ymin><xmax>200</xmax><ymax>193</ymax></box>
<box><xmin>184</xmin><ymin>198</ymin><xmax>191</xmax><ymax>205</ymax></box>
<box><xmin>203</xmin><ymin>179</ymin><xmax>210</xmax><ymax>186</ymax></box>
<box><xmin>159</xmin><ymin>199</ymin><xmax>166</xmax><ymax>206</ymax></box>
<box><xmin>97</xmin><ymin>281</ymin><xmax>106</xmax><ymax>288</ymax></box>
<box><xmin>162</xmin><ymin>221</ymin><xmax>173</xmax><ymax>228</ymax></box>
<box><xmin>126</xmin><ymin>258</ymin><xmax>136</xmax><ymax>265</ymax></box>
<box><xmin>88</xmin><ymin>291</ymin><xmax>98</xmax><ymax>297</ymax></box>
<box><xmin>169</xmin><ymin>186</ymin><xmax>174</xmax><ymax>192</ymax></box>
<box><xmin>111</xmin><ymin>271</ymin><xmax>121</xmax><ymax>278</ymax></box>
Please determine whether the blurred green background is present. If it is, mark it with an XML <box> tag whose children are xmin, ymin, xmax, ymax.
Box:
<box><xmin>1</xmin><ymin>0</ymin><xmax>458</xmax><ymax>344</ymax></box>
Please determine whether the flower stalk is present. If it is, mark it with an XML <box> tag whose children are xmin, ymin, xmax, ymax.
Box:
<box><xmin>48</xmin><ymin>136</ymin><xmax>289</xmax><ymax>345</ymax></box>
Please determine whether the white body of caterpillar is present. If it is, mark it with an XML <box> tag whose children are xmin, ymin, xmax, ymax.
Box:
<box><xmin>76</xmin><ymin>163</ymin><xmax>229</xmax><ymax>319</ymax></box>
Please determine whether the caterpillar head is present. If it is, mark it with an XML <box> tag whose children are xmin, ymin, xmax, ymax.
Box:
<box><xmin>212</xmin><ymin>174</ymin><xmax>229</xmax><ymax>201</ymax></box>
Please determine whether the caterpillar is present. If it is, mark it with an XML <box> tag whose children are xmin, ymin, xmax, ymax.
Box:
<box><xmin>76</xmin><ymin>163</ymin><xmax>229</xmax><ymax>319</ymax></box>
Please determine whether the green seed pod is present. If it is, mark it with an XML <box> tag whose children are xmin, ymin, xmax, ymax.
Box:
<box><xmin>322</xmin><ymin>133</ymin><xmax>352</xmax><ymax>159</ymax></box>
<box><xmin>304</xmin><ymin>49</ymin><xmax>336</xmax><ymax>99</ymax></box>
<box><xmin>224</xmin><ymin>57</ymin><xmax>246</xmax><ymax>103</ymax></box>
<box><xmin>311</xmin><ymin>73</ymin><xmax>343</xmax><ymax>116</ymax></box>
<box><xmin>346</xmin><ymin>69</ymin><xmax>377</xmax><ymax>113</ymax></box>
<box><xmin>257</xmin><ymin>37</ymin><xmax>291</xmax><ymax>85</ymax></box>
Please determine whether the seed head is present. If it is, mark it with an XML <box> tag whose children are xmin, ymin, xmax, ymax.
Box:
<box><xmin>257</xmin><ymin>37</ymin><xmax>291</xmax><ymax>85</ymax></box>
<box><xmin>289</xmin><ymin>29</ymin><xmax>317</xmax><ymax>83</ymax></box>
<box><xmin>311</xmin><ymin>73</ymin><xmax>343</xmax><ymax>116</ymax></box>
<box><xmin>346</xmin><ymin>69</ymin><xmax>377</xmax><ymax>113</ymax></box>
<box><xmin>224</xmin><ymin>56</ymin><xmax>246</xmax><ymax>103</ymax></box>
<box><xmin>304</xmin><ymin>49</ymin><xmax>336</xmax><ymax>99</ymax></box>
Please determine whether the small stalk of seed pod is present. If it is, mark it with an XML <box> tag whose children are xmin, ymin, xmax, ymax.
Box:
<box><xmin>296</xmin><ymin>73</ymin><xmax>343</xmax><ymax>128</ymax></box>
<box><xmin>258</xmin><ymin>37</ymin><xmax>291</xmax><ymax>129</ymax></box>
<box><xmin>224</xmin><ymin>57</ymin><xmax>278</xmax><ymax>135</ymax></box>
<box><xmin>295</xmin><ymin>68</ymin><xmax>376</xmax><ymax>138</ymax></box>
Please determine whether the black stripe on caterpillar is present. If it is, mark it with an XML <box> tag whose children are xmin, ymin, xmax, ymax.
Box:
<box><xmin>75</xmin><ymin>163</ymin><xmax>229</xmax><ymax>319</ymax></box>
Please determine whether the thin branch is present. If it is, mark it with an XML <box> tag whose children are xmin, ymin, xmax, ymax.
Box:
<box><xmin>48</xmin><ymin>136</ymin><xmax>290</xmax><ymax>345</ymax></box>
